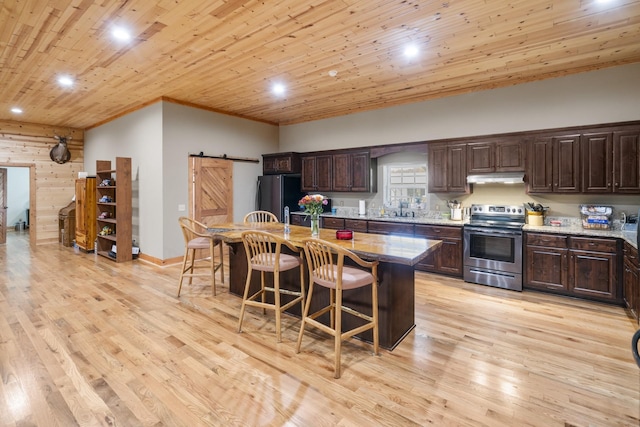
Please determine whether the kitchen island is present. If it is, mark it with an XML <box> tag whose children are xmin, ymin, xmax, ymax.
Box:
<box><xmin>208</xmin><ymin>223</ymin><xmax>442</xmax><ymax>350</ymax></box>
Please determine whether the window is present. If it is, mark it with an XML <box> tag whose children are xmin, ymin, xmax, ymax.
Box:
<box><xmin>383</xmin><ymin>163</ymin><xmax>427</xmax><ymax>208</ymax></box>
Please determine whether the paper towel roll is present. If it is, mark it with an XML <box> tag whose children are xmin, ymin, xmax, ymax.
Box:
<box><xmin>359</xmin><ymin>200</ymin><xmax>366</xmax><ymax>216</ymax></box>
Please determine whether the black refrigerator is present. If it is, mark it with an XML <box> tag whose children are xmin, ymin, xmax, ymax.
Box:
<box><xmin>256</xmin><ymin>174</ymin><xmax>305</xmax><ymax>222</ymax></box>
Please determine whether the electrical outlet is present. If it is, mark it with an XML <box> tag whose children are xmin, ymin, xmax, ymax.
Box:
<box><xmin>178</xmin><ymin>204</ymin><xmax>186</xmax><ymax>212</ymax></box>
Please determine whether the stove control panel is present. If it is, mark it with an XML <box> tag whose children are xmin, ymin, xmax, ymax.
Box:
<box><xmin>471</xmin><ymin>204</ymin><xmax>525</xmax><ymax>216</ymax></box>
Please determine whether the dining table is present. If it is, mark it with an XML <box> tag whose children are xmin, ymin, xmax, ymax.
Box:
<box><xmin>208</xmin><ymin>222</ymin><xmax>442</xmax><ymax>350</ymax></box>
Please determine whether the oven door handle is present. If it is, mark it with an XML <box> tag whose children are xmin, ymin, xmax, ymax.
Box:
<box><xmin>464</xmin><ymin>226</ymin><xmax>522</xmax><ymax>237</ymax></box>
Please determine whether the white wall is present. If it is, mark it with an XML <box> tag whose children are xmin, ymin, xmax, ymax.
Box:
<box><xmin>6</xmin><ymin>167</ymin><xmax>30</xmax><ymax>227</ymax></box>
<box><xmin>279</xmin><ymin>63</ymin><xmax>640</xmax><ymax>151</ymax></box>
<box><xmin>162</xmin><ymin>102</ymin><xmax>278</xmax><ymax>259</ymax></box>
<box><xmin>85</xmin><ymin>101</ymin><xmax>278</xmax><ymax>261</ymax></box>
<box><xmin>85</xmin><ymin>103</ymin><xmax>164</xmax><ymax>258</ymax></box>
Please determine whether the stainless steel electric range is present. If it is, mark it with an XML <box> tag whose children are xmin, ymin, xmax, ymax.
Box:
<box><xmin>463</xmin><ymin>204</ymin><xmax>526</xmax><ymax>291</ymax></box>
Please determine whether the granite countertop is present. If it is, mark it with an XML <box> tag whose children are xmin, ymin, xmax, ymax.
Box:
<box><xmin>291</xmin><ymin>210</ymin><xmax>639</xmax><ymax>250</ymax></box>
<box><xmin>291</xmin><ymin>210</ymin><xmax>467</xmax><ymax>227</ymax></box>
<box><xmin>525</xmin><ymin>224</ymin><xmax>638</xmax><ymax>249</ymax></box>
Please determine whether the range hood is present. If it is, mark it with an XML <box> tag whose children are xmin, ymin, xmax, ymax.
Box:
<box><xmin>467</xmin><ymin>172</ymin><xmax>525</xmax><ymax>184</ymax></box>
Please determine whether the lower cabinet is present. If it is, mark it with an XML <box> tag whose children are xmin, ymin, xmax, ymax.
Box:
<box><xmin>367</xmin><ymin>221</ymin><xmax>414</xmax><ymax>236</ymax></box>
<box><xmin>319</xmin><ymin>217</ymin><xmax>368</xmax><ymax>232</ymax></box>
<box><xmin>414</xmin><ymin>225</ymin><xmax>463</xmax><ymax>277</ymax></box>
<box><xmin>623</xmin><ymin>241</ymin><xmax>639</xmax><ymax>324</ymax></box>
<box><xmin>291</xmin><ymin>213</ymin><xmax>309</xmax><ymax>227</ymax></box>
<box><xmin>322</xmin><ymin>217</ymin><xmax>345</xmax><ymax>230</ymax></box>
<box><xmin>525</xmin><ymin>232</ymin><xmax>621</xmax><ymax>303</ymax></box>
<box><xmin>345</xmin><ymin>219</ymin><xmax>368</xmax><ymax>232</ymax></box>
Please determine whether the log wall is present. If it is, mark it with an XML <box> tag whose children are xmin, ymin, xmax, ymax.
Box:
<box><xmin>0</xmin><ymin>120</ymin><xmax>84</xmax><ymax>245</ymax></box>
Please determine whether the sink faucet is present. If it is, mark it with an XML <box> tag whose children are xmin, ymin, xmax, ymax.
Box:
<box><xmin>399</xmin><ymin>202</ymin><xmax>408</xmax><ymax>217</ymax></box>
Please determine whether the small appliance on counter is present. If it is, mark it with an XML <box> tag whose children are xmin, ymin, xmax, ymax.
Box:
<box><xmin>580</xmin><ymin>205</ymin><xmax>612</xmax><ymax>230</ymax></box>
<box><xmin>622</xmin><ymin>212</ymin><xmax>638</xmax><ymax>232</ymax></box>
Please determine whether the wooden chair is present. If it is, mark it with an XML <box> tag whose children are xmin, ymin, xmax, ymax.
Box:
<box><xmin>296</xmin><ymin>238</ymin><xmax>379</xmax><ymax>378</ymax></box>
<box><xmin>243</xmin><ymin>210</ymin><xmax>279</xmax><ymax>223</ymax></box>
<box><xmin>177</xmin><ymin>217</ymin><xmax>224</xmax><ymax>297</ymax></box>
<box><xmin>238</xmin><ymin>230</ymin><xmax>305</xmax><ymax>342</ymax></box>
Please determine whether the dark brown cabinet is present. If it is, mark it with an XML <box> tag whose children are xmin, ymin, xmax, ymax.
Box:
<box><xmin>527</xmin><ymin>134</ymin><xmax>581</xmax><ymax>193</ymax></box>
<box><xmin>428</xmin><ymin>142</ymin><xmax>469</xmax><ymax>194</ymax></box>
<box><xmin>301</xmin><ymin>154</ymin><xmax>332</xmax><ymax>192</ymax></box>
<box><xmin>524</xmin><ymin>233</ymin><xmax>569</xmax><ymax>291</ymax></box>
<box><xmin>262</xmin><ymin>152</ymin><xmax>300</xmax><ymax>175</ymax></box>
<box><xmin>467</xmin><ymin>140</ymin><xmax>525</xmax><ymax>174</ymax></box>
<box><xmin>582</xmin><ymin>130</ymin><xmax>640</xmax><ymax>193</ymax></box>
<box><xmin>322</xmin><ymin>217</ymin><xmax>344</xmax><ymax>230</ymax></box>
<box><xmin>345</xmin><ymin>219</ymin><xmax>368</xmax><ymax>232</ymax></box>
<box><xmin>291</xmin><ymin>213</ymin><xmax>309</xmax><ymax>227</ymax></box>
<box><xmin>414</xmin><ymin>225</ymin><xmax>463</xmax><ymax>276</ymax></box>
<box><xmin>623</xmin><ymin>241</ymin><xmax>639</xmax><ymax>324</ymax></box>
<box><xmin>581</xmin><ymin>132</ymin><xmax>612</xmax><ymax>193</ymax></box>
<box><xmin>525</xmin><ymin>232</ymin><xmax>620</xmax><ymax>302</ymax></box>
<box><xmin>613</xmin><ymin>130</ymin><xmax>640</xmax><ymax>193</ymax></box>
<box><xmin>367</xmin><ymin>221</ymin><xmax>414</xmax><ymax>236</ymax></box>
<box><xmin>568</xmin><ymin>237</ymin><xmax>619</xmax><ymax>301</ymax></box>
<box><xmin>322</xmin><ymin>217</ymin><xmax>368</xmax><ymax>232</ymax></box>
<box><xmin>332</xmin><ymin>150</ymin><xmax>376</xmax><ymax>192</ymax></box>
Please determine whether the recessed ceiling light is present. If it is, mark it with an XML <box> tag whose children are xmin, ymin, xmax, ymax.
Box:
<box><xmin>403</xmin><ymin>44</ymin><xmax>420</xmax><ymax>59</ymax></box>
<box><xmin>11</xmin><ymin>107</ymin><xmax>23</xmax><ymax>114</ymax></box>
<box><xmin>272</xmin><ymin>83</ymin><xmax>286</xmax><ymax>96</ymax></box>
<box><xmin>57</xmin><ymin>75</ymin><xmax>74</xmax><ymax>87</ymax></box>
<box><xmin>112</xmin><ymin>26</ymin><xmax>131</xmax><ymax>42</ymax></box>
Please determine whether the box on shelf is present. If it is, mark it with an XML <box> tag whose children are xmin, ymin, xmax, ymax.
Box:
<box><xmin>580</xmin><ymin>205</ymin><xmax>612</xmax><ymax>230</ymax></box>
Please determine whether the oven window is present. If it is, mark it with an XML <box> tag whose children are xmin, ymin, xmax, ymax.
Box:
<box><xmin>469</xmin><ymin>234</ymin><xmax>514</xmax><ymax>263</ymax></box>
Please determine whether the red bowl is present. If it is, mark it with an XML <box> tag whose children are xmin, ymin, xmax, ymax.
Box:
<box><xmin>336</xmin><ymin>230</ymin><xmax>353</xmax><ymax>240</ymax></box>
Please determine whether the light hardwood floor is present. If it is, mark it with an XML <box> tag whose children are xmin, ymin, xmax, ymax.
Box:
<box><xmin>1</xmin><ymin>231</ymin><xmax>639</xmax><ymax>426</ymax></box>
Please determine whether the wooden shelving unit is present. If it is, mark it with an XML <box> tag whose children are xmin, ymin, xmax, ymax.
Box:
<box><xmin>96</xmin><ymin>157</ymin><xmax>132</xmax><ymax>262</ymax></box>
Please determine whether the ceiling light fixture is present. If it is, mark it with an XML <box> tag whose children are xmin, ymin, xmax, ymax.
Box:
<box><xmin>272</xmin><ymin>83</ymin><xmax>286</xmax><ymax>96</ymax></box>
<box><xmin>57</xmin><ymin>75</ymin><xmax>74</xmax><ymax>87</ymax></box>
<box><xmin>11</xmin><ymin>107</ymin><xmax>23</xmax><ymax>114</ymax></box>
<box><xmin>112</xmin><ymin>26</ymin><xmax>132</xmax><ymax>42</ymax></box>
<box><xmin>403</xmin><ymin>44</ymin><xmax>420</xmax><ymax>59</ymax></box>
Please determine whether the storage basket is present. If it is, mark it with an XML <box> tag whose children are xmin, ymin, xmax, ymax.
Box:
<box><xmin>580</xmin><ymin>205</ymin><xmax>612</xmax><ymax>230</ymax></box>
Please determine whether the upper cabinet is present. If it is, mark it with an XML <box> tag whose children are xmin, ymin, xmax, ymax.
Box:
<box><xmin>332</xmin><ymin>150</ymin><xmax>376</xmax><ymax>192</ymax></box>
<box><xmin>302</xmin><ymin>149</ymin><xmax>376</xmax><ymax>193</ymax></box>
<box><xmin>467</xmin><ymin>140</ymin><xmax>526</xmax><ymax>174</ymax></box>
<box><xmin>582</xmin><ymin>130</ymin><xmax>640</xmax><ymax>193</ymax></box>
<box><xmin>262</xmin><ymin>152</ymin><xmax>301</xmax><ymax>175</ymax></box>
<box><xmin>614</xmin><ymin>130</ymin><xmax>640</xmax><ymax>193</ymax></box>
<box><xmin>527</xmin><ymin>134</ymin><xmax>581</xmax><ymax>193</ymax></box>
<box><xmin>428</xmin><ymin>142</ymin><xmax>469</xmax><ymax>194</ymax></box>
<box><xmin>301</xmin><ymin>154</ymin><xmax>332</xmax><ymax>192</ymax></box>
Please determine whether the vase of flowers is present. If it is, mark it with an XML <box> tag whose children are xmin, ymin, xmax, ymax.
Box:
<box><xmin>298</xmin><ymin>194</ymin><xmax>328</xmax><ymax>237</ymax></box>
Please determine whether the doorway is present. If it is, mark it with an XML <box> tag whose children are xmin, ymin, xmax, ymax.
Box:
<box><xmin>0</xmin><ymin>164</ymin><xmax>36</xmax><ymax>246</ymax></box>
<box><xmin>188</xmin><ymin>156</ymin><xmax>233</xmax><ymax>224</ymax></box>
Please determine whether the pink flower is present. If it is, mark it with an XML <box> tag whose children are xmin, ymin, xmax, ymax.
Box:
<box><xmin>298</xmin><ymin>194</ymin><xmax>327</xmax><ymax>216</ymax></box>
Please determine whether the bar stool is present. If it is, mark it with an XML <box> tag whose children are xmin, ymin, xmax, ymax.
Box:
<box><xmin>243</xmin><ymin>210</ymin><xmax>279</xmax><ymax>223</ymax></box>
<box><xmin>238</xmin><ymin>230</ymin><xmax>305</xmax><ymax>342</ymax></box>
<box><xmin>296</xmin><ymin>238</ymin><xmax>379</xmax><ymax>379</ymax></box>
<box><xmin>177</xmin><ymin>217</ymin><xmax>225</xmax><ymax>297</ymax></box>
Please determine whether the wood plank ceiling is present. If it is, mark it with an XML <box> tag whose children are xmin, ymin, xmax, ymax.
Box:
<box><xmin>1</xmin><ymin>0</ymin><xmax>640</xmax><ymax>130</ymax></box>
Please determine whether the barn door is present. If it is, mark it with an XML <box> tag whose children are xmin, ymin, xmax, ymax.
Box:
<box><xmin>189</xmin><ymin>157</ymin><xmax>233</xmax><ymax>225</ymax></box>
<box><xmin>0</xmin><ymin>168</ymin><xmax>6</xmax><ymax>244</ymax></box>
